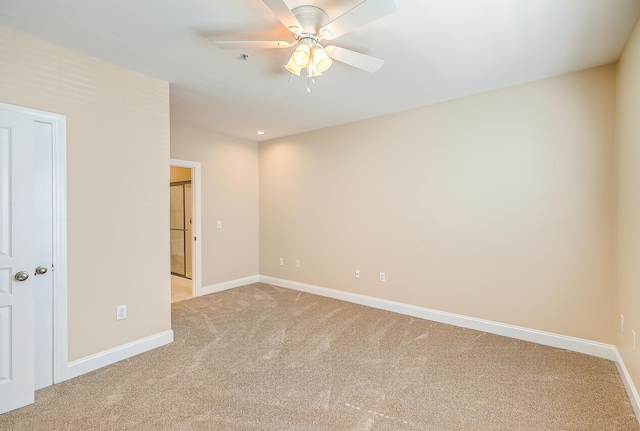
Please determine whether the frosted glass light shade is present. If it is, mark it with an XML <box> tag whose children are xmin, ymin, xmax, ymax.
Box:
<box><xmin>291</xmin><ymin>44</ymin><xmax>311</xmax><ymax>68</ymax></box>
<box><xmin>312</xmin><ymin>46</ymin><xmax>333</xmax><ymax>73</ymax></box>
<box><xmin>307</xmin><ymin>61</ymin><xmax>323</xmax><ymax>78</ymax></box>
<box><xmin>285</xmin><ymin>55</ymin><xmax>301</xmax><ymax>76</ymax></box>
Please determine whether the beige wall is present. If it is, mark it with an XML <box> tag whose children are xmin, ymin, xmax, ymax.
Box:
<box><xmin>260</xmin><ymin>65</ymin><xmax>616</xmax><ymax>343</ymax></box>
<box><xmin>170</xmin><ymin>121</ymin><xmax>259</xmax><ymax>286</ymax></box>
<box><xmin>0</xmin><ymin>28</ymin><xmax>171</xmax><ymax>361</ymax></box>
<box><xmin>616</xmin><ymin>17</ymin><xmax>640</xmax><ymax>393</ymax></box>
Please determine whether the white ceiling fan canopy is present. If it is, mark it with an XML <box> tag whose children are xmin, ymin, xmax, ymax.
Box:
<box><xmin>290</xmin><ymin>5</ymin><xmax>329</xmax><ymax>36</ymax></box>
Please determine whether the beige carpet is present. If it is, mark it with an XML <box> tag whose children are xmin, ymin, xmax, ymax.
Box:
<box><xmin>1</xmin><ymin>283</ymin><xmax>638</xmax><ymax>430</ymax></box>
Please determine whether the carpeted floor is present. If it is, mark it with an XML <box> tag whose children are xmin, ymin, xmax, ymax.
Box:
<box><xmin>1</xmin><ymin>283</ymin><xmax>638</xmax><ymax>430</ymax></box>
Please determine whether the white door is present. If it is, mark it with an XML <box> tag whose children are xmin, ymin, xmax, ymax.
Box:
<box><xmin>0</xmin><ymin>111</ymin><xmax>36</xmax><ymax>413</ymax></box>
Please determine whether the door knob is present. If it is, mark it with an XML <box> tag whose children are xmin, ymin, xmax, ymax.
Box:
<box><xmin>35</xmin><ymin>265</ymin><xmax>48</xmax><ymax>275</ymax></box>
<box><xmin>14</xmin><ymin>271</ymin><xmax>29</xmax><ymax>282</ymax></box>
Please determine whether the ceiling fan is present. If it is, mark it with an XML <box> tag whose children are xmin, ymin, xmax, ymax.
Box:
<box><xmin>214</xmin><ymin>0</ymin><xmax>397</xmax><ymax>84</ymax></box>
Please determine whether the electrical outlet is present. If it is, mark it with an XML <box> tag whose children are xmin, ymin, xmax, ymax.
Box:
<box><xmin>116</xmin><ymin>305</ymin><xmax>127</xmax><ymax>320</ymax></box>
<box><xmin>279</xmin><ymin>257</ymin><xmax>284</xmax><ymax>266</ymax></box>
<box><xmin>379</xmin><ymin>272</ymin><xmax>386</xmax><ymax>282</ymax></box>
<box><xmin>216</xmin><ymin>221</ymin><xmax>222</xmax><ymax>229</ymax></box>
<box><xmin>355</xmin><ymin>269</ymin><xmax>361</xmax><ymax>279</ymax></box>
<box><xmin>622</xmin><ymin>314</ymin><xmax>625</xmax><ymax>333</ymax></box>
<box><xmin>295</xmin><ymin>259</ymin><xmax>300</xmax><ymax>269</ymax></box>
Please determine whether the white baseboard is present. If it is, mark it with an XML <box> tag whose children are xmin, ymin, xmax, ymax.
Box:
<box><xmin>62</xmin><ymin>274</ymin><xmax>260</xmax><ymax>381</ymax></box>
<box><xmin>60</xmin><ymin>276</ymin><xmax>640</xmax><ymax>424</ymax></box>
<box><xmin>259</xmin><ymin>275</ymin><xmax>615</xmax><ymax>360</ymax></box>
<box><xmin>261</xmin><ymin>274</ymin><xmax>640</xmax><ymax>422</ymax></box>
<box><xmin>199</xmin><ymin>275</ymin><xmax>260</xmax><ymax>296</ymax></box>
<box><xmin>614</xmin><ymin>347</ymin><xmax>640</xmax><ymax>419</ymax></box>
<box><xmin>65</xmin><ymin>330</ymin><xmax>174</xmax><ymax>380</ymax></box>
<box><xmin>259</xmin><ymin>276</ymin><xmax>640</xmax><ymax>419</ymax></box>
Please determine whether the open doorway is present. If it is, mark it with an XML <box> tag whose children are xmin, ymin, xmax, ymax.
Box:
<box><xmin>170</xmin><ymin>171</ymin><xmax>192</xmax><ymax>301</ymax></box>
<box><xmin>169</xmin><ymin>160</ymin><xmax>201</xmax><ymax>303</ymax></box>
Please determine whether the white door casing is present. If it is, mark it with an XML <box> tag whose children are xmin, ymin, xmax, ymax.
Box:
<box><xmin>0</xmin><ymin>110</ymin><xmax>36</xmax><ymax>413</ymax></box>
<box><xmin>34</xmin><ymin>120</ymin><xmax>54</xmax><ymax>390</ymax></box>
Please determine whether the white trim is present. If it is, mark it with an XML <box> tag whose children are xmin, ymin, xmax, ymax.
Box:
<box><xmin>0</xmin><ymin>103</ymin><xmax>68</xmax><ymax>383</ymax></box>
<box><xmin>259</xmin><ymin>275</ymin><xmax>616</xmax><ymax>360</ymax></box>
<box><xmin>260</xmin><ymin>276</ymin><xmax>640</xmax><ymax>423</ymax></box>
<box><xmin>51</xmin><ymin>114</ymin><xmax>68</xmax><ymax>384</ymax></box>
<box><xmin>66</xmin><ymin>330</ymin><xmax>174</xmax><ymax>380</ymax></box>
<box><xmin>200</xmin><ymin>275</ymin><xmax>260</xmax><ymax>296</ymax></box>
<box><xmin>170</xmin><ymin>159</ymin><xmax>201</xmax><ymax>297</ymax></box>
<box><xmin>614</xmin><ymin>347</ymin><xmax>640</xmax><ymax>419</ymax></box>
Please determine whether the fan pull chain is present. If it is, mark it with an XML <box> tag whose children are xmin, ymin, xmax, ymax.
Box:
<box><xmin>307</xmin><ymin>56</ymin><xmax>315</xmax><ymax>93</ymax></box>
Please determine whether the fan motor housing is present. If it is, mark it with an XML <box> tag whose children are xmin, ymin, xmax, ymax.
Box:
<box><xmin>291</xmin><ymin>5</ymin><xmax>329</xmax><ymax>35</ymax></box>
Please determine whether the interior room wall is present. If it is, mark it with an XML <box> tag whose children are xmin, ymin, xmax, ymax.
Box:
<box><xmin>170</xmin><ymin>121</ymin><xmax>259</xmax><ymax>286</ymax></box>
<box><xmin>616</xmin><ymin>16</ymin><xmax>640</xmax><ymax>393</ymax></box>
<box><xmin>0</xmin><ymin>27</ymin><xmax>171</xmax><ymax>361</ymax></box>
<box><xmin>260</xmin><ymin>64</ymin><xmax>616</xmax><ymax>344</ymax></box>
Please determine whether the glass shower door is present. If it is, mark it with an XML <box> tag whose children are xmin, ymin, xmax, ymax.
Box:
<box><xmin>170</xmin><ymin>183</ymin><xmax>189</xmax><ymax>278</ymax></box>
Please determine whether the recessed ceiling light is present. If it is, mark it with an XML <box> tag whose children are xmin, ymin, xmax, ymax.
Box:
<box><xmin>257</xmin><ymin>131</ymin><xmax>265</xmax><ymax>135</ymax></box>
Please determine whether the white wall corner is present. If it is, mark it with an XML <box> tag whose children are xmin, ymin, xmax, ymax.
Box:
<box><xmin>199</xmin><ymin>275</ymin><xmax>260</xmax><ymax>297</ymax></box>
<box><xmin>258</xmin><ymin>275</ymin><xmax>616</xmax><ymax>360</ymax></box>
<box><xmin>65</xmin><ymin>330</ymin><xmax>174</xmax><ymax>381</ymax></box>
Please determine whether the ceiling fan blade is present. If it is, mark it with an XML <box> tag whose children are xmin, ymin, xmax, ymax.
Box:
<box><xmin>320</xmin><ymin>0</ymin><xmax>396</xmax><ymax>40</ymax></box>
<box><xmin>263</xmin><ymin>0</ymin><xmax>302</xmax><ymax>33</ymax></box>
<box><xmin>214</xmin><ymin>40</ymin><xmax>292</xmax><ymax>50</ymax></box>
<box><xmin>325</xmin><ymin>46</ymin><xmax>384</xmax><ymax>73</ymax></box>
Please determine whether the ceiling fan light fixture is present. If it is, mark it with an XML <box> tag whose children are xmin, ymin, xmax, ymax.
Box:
<box><xmin>285</xmin><ymin>56</ymin><xmax>302</xmax><ymax>76</ymax></box>
<box><xmin>307</xmin><ymin>70</ymin><xmax>322</xmax><ymax>78</ymax></box>
<box><xmin>311</xmin><ymin>46</ymin><xmax>333</xmax><ymax>73</ymax></box>
<box><xmin>307</xmin><ymin>60</ymin><xmax>323</xmax><ymax>78</ymax></box>
<box><xmin>215</xmin><ymin>0</ymin><xmax>396</xmax><ymax>88</ymax></box>
<box><xmin>291</xmin><ymin>43</ymin><xmax>311</xmax><ymax>68</ymax></box>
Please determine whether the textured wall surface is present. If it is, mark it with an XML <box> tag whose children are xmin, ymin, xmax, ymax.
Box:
<box><xmin>0</xmin><ymin>27</ymin><xmax>171</xmax><ymax>361</ymax></box>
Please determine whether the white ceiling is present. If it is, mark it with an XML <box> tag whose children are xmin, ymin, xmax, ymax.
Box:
<box><xmin>1</xmin><ymin>0</ymin><xmax>639</xmax><ymax>141</ymax></box>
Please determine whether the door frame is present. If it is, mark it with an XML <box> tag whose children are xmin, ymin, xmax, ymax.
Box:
<box><xmin>170</xmin><ymin>159</ymin><xmax>201</xmax><ymax>297</ymax></box>
<box><xmin>0</xmin><ymin>102</ymin><xmax>68</xmax><ymax>384</ymax></box>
